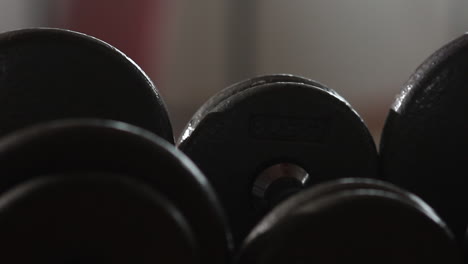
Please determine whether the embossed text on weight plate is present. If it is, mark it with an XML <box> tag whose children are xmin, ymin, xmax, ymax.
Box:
<box><xmin>249</xmin><ymin>114</ymin><xmax>329</xmax><ymax>143</ymax></box>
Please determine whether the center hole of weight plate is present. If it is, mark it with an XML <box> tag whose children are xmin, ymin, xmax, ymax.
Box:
<box><xmin>252</xmin><ymin>163</ymin><xmax>309</xmax><ymax>210</ymax></box>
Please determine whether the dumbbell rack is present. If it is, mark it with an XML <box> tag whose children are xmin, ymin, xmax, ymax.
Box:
<box><xmin>0</xmin><ymin>27</ymin><xmax>465</xmax><ymax>263</ymax></box>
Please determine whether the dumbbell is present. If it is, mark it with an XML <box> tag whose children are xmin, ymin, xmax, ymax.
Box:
<box><xmin>0</xmin><ymin>27</ymin><xmax>173</xmax><ymax>143</ymax></box>
<box><xmin>380</xmin><ymin>33</ymin><xmax>468</xmax><ymax>241</ymax></box>
<box><xmin>237</xmin><ymin>178</ymin><xmax>462</xmax><ymax>264</ymax></box>
<box><xmin>0</xmin><ymin>119</ymin><xmax>231</xmax><ymax>263</ymax></box>
<box><xmin>0</xmin><ymin>175</ymin><xmax>197</xmax><ymax>263</ymax></box>
<box><xmin>178</xmin><ymin>74</ymin><xmax>378</xmax><ymax>245</ymax></box>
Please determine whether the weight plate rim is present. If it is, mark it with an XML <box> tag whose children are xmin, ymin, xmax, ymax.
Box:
<box><xmin>0</xmin><ymin>27</ymin><xmax>174</xmax><ymax>143</ymax></box>
<box><xmin>178</xmin><ymin>74</ymin><xmax>330</xmax><ymax>145</ymax></box>
<box><xmin>243</xmin><ymin>177</ymin><xmax>452</xmax><ymax>248</ymax></box>
<box><xmin>0</xmin><ymin>118</ymin><xmax>233</xmax><ymax>263</ymax></box>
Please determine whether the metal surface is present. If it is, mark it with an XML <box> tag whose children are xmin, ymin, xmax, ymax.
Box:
<box><xmin>178</xmin><ymin>74</ymin><xmax>327</xmax><ymax>143</ymax></box>
<box><xmin>0</xmin><ymin>28</ymin><xmax>173</xmax><ymax>143</ymax></box>
<box><xmin>0</xmin><ymin>174</ymin><xmax>197</xmax><ymax>263</ymax></box>
<box><xmin>178</xmin><ymin>74</ymin><xmax>378</xmax><ymax>245</ymax></box>
<box><xmin>380</xmin><ymin>33</ymin><xmax>468</xmax><ymax>242</ymax></box>
<box><xmin>252</xmin><ymin>163</ymin><xmax>309</xmax><ymax>211</ymax></box>
<box><xmin>239</xmin><ymin>178</ymin><xmax>461</xmax><ymax>264</ymax></box>
<box><xmin>0</xmin><ymin>119</ymin><xmax>231</xmax><ymax>264</ymax></box>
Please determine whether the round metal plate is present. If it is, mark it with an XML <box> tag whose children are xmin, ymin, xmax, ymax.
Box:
<box><xmin>380</xmin><ymin>33</ymin><xmax>468</xmax><ymax>241</ymax></box>
<box><xmin>178</xmin><ymin>75</ymin><xmax>378</xmax><ymax>244</ymax></box>
<box><xmin>239</xmin><ymin>181</ymin><xmax>460</xmax><ymax>264</ymax></box>
<box><xmin>0</xmin><ymin>119</ymin><xmax>231</xmax><ymax>264</ymax></box>
<box><xmin>245</xmin><ymin>178</ymin><xmax>446</xmax><ymax>241</ymax></box>
<box><xmin>0</xmin><ymin>174</ymin><xmax>197</xmax><ymax>263</ymax></box>
<box><xmin>178</xmin><ymin>74</ymin><xmax>327</xmax><ymax>145</ymax></box>
<box><xmin>0</xmin><ymin>28</ymin><xmax>173</xmax><ymax>143</ymax></box>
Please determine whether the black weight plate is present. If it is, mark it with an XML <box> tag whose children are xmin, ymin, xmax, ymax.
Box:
<box><xmin>0</xmin><ymin>174</ymin><xmax>197</xmax><ymax>263</ymax></box>
<box><xmin>245</xmin><ymin>177</ymin><xmax>447</xmax><ymax>241</ymax></box>
<box><xmin>0</xmin><ymin>119</ymin><xmax>231</xmax><ymax>264</ymax></box>
<box><xmin>380</xmin><ymin>33</ymin><xmax>468</xmax><ymax>241</ymax></box>
<box><xmin>239</xmin><ymin>186</ymin><xmax>460</xmax><ymax>264</ymax></box>
<box><xmin>178</xmin><ymin>74</ymin><xmax>326</xmax><ymax>144</ymax></box>
<box><xmin>0</xmin><ymin>28</ymin><xmax>173</xmax><ymax>143</ymax></box>
<box><xmin>303</xmin><ymin>177</ymin><xmax>443</xmax><ymax>222</ymax></box>
<box><xmin>178</xmin><ymin>80</ymin><xmax>378</xmax><ymax>244</ymax></box>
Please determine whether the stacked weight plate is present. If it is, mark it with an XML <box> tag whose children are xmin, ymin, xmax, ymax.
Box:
<box><xmin>0</xmin><ymin>28</ymin><xmax>232</xmax><ymax>264</ymax></box>
<box><xmin>177</xmin><ymin>74</ymin><xmax>378</xmax><ymax>246</ymax></box>
<box><xmin>177</xmin><ymin>73</ymin><xmax>465</xmax><ymax>263</ymax></box>
<box><xmin>380</xmin><ymin>33</ymin><xmax>468</xmax><ymax>244</ymax></box>
<box><xmin>0</xmin><ymin>26</ymin><xmax>467</xmax><ymax>264</ymax></box>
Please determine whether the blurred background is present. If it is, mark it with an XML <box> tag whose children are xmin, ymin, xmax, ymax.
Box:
<box><xmin>1</xmin><ymin>0</ymin><xmax>467</xmax><ymax>144</ymax></box>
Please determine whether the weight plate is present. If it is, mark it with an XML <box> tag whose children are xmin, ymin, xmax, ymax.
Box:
<box><xmin>0</xmin><ymin>119</ymin><xmax>231</xmax><ymax>264</ymax></box>
<box><xmin>0</xmin><ymin>174</ymin><xmax>197</xmax><ymax>263</ymax></box>
<box><xmin>245</xmin><ymin>178</ymin><xmax>449</xmax><ymax>244</ymax></box>
<box><xmin>0</xmin><ymin>28</ymin><xmax>173</xmax><ymax>143</ymax></box>
<box><xmin>178</xmin><ymin>76</ymin><xmax>378</xmax><ymax>244</ymax></box>
<box><xmin>239</xmin><ymin>184</ymin><xmax>460</xmax><ymax>264</ymax></box>
<box><xmin>179</xmin><ymin>74</ymin><xmax>329</xmax><ymax>144</ymax></box>
<box><xmin>380</xmin><ymin>33</ymin><xmax>468</xmax><ymax>241</ymax></box>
